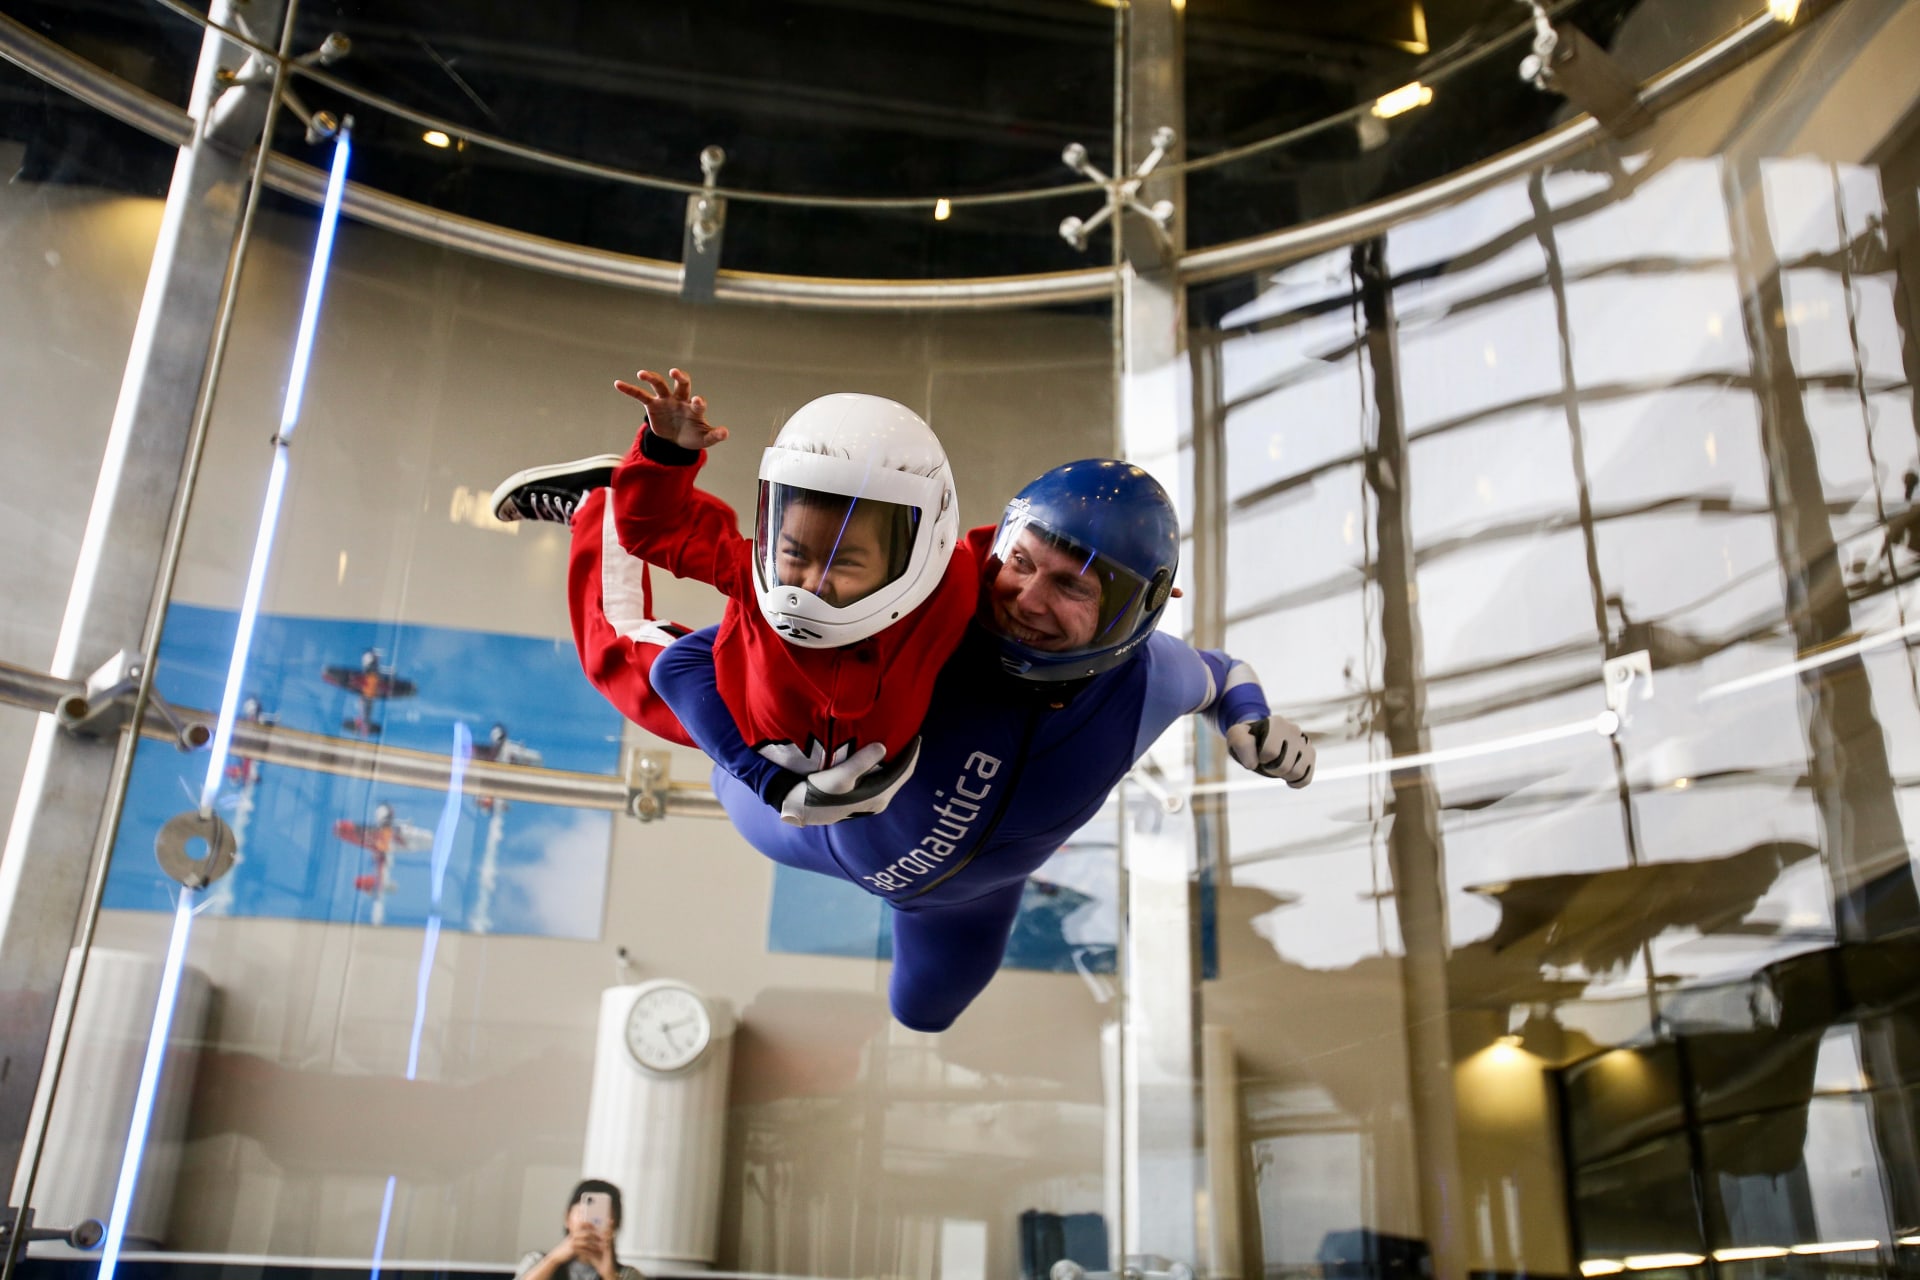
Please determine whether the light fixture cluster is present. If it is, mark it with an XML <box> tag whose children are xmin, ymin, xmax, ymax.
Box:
<box><xmin>1583</xmin><ymin>1241</ymin><xmax>1890</xmax><ymax>1274</ymax></box>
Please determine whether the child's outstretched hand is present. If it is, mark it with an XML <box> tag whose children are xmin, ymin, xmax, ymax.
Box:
<box><xmin>615</xmin><ymin>367</ymin><xmax>731</xmax><ymax>451</ymax></box>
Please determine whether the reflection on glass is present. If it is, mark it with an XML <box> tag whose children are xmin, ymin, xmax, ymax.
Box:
<box><xmin>1201</xmin><ymin>5</ymin><xmax>1920</xmax><ymax>1279</ymax></box>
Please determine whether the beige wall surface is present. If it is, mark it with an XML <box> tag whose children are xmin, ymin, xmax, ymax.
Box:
<box><xmin>5</xmin><ymin>181</ymin><xmax>1125</xmax><ymax>1272</ymax></box>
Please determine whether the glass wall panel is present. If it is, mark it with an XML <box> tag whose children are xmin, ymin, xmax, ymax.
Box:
<box><xmin>8</xmin><ymin>80</ymin><xmax>1125</xmax><ymax>1280</ymax></box>
<box><xmin>0</xmin><ymin>55</ymin><xmax>176</xmax><ymax>838</ymax></box>
<box><xmin>1196</xmin><ymin>4</ymin><xmax>1920</xmax><ymax>1278</ymax></box>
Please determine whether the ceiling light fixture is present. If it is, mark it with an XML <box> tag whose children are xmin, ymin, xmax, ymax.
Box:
<box><xmin>1623</xmin><ymin>1255</ymin><xmax>1705</xmax><ymax>1270</ymax></box>
<box><xmin>1768</xmin><ymin>0</ymin><xmax>1801</xmax><ymax>23</ymax></box>
<box><xmin>934</xmin><ymin>198</ymin><xmax>952</xmax><ymax>221</ymax></box>
<box><xmin>1791</xmin><ymin>1241</ymin><xmax>1879</xmax><ymax>1255</ymax></box>
<box><xmin>423</xmin><ymin>130</ymin><xmax>451</xmax><ymax>148</ymax></box>
<box><xmin>1579</xmin><ymin>1263</ymin><xmax>1624</xmax><ymax>1277</ymax></box>
<box><xmin>1373</xmin><ymin>82</ymin><xmax>1434</xmax><ymax>119</ymax></box>
<box><xmin>1713</xmin><ymin>1248</ymin><xmax>1789</xmax><ymax>1262</ymax></box>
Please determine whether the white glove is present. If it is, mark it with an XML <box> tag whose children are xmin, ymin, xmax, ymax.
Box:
<box><xmin>778</xmin><ymin>738</ymin><xmax>922</xmax><ymax>826</ymax></box>
<box><xmin>1225</xmin><ymin>716</ymin><xmax>1315</xmax><ymax>788</ymax></box>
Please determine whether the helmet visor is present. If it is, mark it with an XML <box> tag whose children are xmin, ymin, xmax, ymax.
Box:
<box><xmin>755</xmin><ymin>481</ymin><xmax>921</xmax><ymax>609</ymax></box>
<box><xmin>983</xmin><ymin>511</ymin><xmax>1162</xmax><ymax>655</ymax></box>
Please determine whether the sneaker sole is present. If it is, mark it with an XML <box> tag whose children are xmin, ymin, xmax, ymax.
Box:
<box><xmin>489</xmin><ymin>454</ymin><xmax>622</xmax><ymax>521</ymax></box>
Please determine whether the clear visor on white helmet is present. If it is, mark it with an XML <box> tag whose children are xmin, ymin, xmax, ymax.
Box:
<box><xmin>756</xmin><ymin>484</ymin><xmax>918</xmax><ymax>606</ymax></box>
<box><xmin>752</xmin><ymin>448</ymin><xmax>950</xmax><ymax>647</ymax></box>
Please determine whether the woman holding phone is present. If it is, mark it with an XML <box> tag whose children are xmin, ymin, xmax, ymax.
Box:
<box><xmin>515</xmin><ymin>1180</ymin><xmax>646</xmax><ymax>1280</ymax></box>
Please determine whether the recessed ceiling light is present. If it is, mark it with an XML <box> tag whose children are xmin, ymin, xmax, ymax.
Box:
<box><xmin>1372</xmin><ymin>83</ymin><xmax>1434</xmax><ymax>119</ymax></box>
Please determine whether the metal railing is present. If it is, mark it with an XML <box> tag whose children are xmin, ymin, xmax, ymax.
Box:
<box><xmin>0</xmin><ymin>5</ymin><xmax>1802</xmax><ymax>309</ymax></box>
<box><xmin>0</xmin><ymin>657</ymin><xmax>723</xmax><ymax>818</ymax></box>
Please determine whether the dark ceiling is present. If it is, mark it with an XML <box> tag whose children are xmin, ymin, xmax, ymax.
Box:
<box><xmin>4</xmin><ymin>0</ymin><xmax>1654</xmax><ymax>280</ymax></box>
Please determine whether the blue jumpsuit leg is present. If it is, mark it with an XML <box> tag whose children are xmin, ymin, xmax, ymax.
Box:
<box><xmin>886</xmin><ymin>881</ymin><xmax>1027</xmax><ymax>1032</ymax></box>
<box><xmin>710</xmin><ymin>767</ymin><xmax>844</xmax><ymax>878</ymax></box>
<box><xmin>716</xmin><ymin>764</ymin><xmax>1025</xmax><ymax>1032</ymax></box>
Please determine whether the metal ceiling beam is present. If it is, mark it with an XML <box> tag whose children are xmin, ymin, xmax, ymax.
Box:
<box><xmin>0</xmin><ymin>6</ymin><xmax>1797</xmax><ymax>308</ymax></box>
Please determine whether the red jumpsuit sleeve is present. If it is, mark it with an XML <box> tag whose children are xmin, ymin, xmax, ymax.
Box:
<box><xmin>609</xmin><ymin>432</ymin><xmax>755</xmax><ymax>601</ymax></box>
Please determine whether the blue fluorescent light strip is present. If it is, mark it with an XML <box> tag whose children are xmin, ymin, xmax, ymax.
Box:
<box><xmin>406</xmin><ymin>723</ymin><xmax>470</xmax><ymax>1078</ymax></box>
<box><xmin>101</xmin><ymin>131</ymin><xmax>353</xmax><ymax>1280</ymax></box>
<box><xmin>370</xmin><ymin>1175</ymin><xmax>398</xmax><ymax>1280</ymax></box>
<box><xmin>281</xmin><ymin>129</ymin><xmax>352</xmax><ymax>438</ymax></box>
<box><xmin>97</xmin><ymin>891</ymin><xmax>196</xmax><ymax>1280</ymax></box>
<box><xmin>199</xmin><ymin>449</ymin><xmax>289</xmax><ymax>810</ymax></box>
<box><xmin>197</xmin><ymin>128</ymin><xmax>351</xmax><ymax>812</ymax></box>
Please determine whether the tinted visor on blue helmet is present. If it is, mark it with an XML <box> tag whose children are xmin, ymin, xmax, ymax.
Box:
<box><xmin>984</xmin><ymin>509</ymin><xmax>1167</xmax><ymax>673</ymax></box>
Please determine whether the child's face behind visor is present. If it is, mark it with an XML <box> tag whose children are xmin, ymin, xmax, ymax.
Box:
<box><xmin>775</xmin><ymin>497</ymin><xmax>891</xmax><ymax>607</ymax></box>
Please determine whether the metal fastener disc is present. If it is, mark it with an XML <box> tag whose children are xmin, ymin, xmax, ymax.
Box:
<box><xmin>155</xmin><ymin>810</ymin><xmax>238</xmax><ymax>889</ymax></box>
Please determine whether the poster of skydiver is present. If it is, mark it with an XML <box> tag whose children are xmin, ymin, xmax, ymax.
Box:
<box><xmin>102</xmin><ymin>604</ymin><xmax>623</xmax><ymax>940</ymax></box>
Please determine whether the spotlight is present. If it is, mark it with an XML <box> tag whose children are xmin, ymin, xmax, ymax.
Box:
<box><xmin>1768</xmin><ymin>0</ymin><xmax>1801</xmax><ymax>22</ymax></box>
<box><xmin>423</xmin><ymin>130</ymin><xmax>451</xmax><ymax>148</ymax></box>
<box><xmin>1372</xmin><ymin>82</ymin><xmax>1433</xmax><ymax>119</ymax></box>
<box><xmin>934</xmin><ymin>198</ymin><xmax>952</xmax><ymax>222</ymax></box>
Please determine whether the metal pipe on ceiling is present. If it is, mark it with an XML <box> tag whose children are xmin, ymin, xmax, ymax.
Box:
<box><xmin>0</xmin><ymin>7</ymin><xmax>1798</xmax><ymax>307</ymax></box>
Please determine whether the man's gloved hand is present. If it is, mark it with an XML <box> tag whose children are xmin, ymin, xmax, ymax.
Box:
<box><xmin>1225</xmin><ymin>716</ymin><xmax>1315</xmax><ymax>788</ymax></box>
<box><xmin>778</xmin><ymin>738</ymin><xmax>922</xmax><ymax>826</ymax></box>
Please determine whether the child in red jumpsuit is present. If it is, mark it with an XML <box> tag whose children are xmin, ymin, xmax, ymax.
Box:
<box><xmin>493</xmin><ymin>369</ymin><xmax>978</xmax><ymax>823</ymax></box>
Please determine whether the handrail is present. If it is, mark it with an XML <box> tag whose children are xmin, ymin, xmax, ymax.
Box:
<box><xmin>141</xmin><ymin>0</ymin><xmax>1590</xmax><ymax>210</ymax></box>
<box><xmin>0</xmin><ymin>658</ymin><xmax>724</xmax><ymax>817</ymax></box>
<box><xmin>0</xmin><ymin>5</ymin><xmax>1803</xmax><ymax>306</ymax></box>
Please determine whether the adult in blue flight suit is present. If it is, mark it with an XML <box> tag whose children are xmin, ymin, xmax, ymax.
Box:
<box><xmin>654</xmin><ymin>460</ymin><xmax>1315</xmax><ymax>1031</ymax></box>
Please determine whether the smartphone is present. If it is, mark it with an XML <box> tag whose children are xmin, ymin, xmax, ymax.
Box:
<box><xmin>577</xmin><ymin>1191</ymin><xmax>610</xmax><ymax>1231</ymax></box>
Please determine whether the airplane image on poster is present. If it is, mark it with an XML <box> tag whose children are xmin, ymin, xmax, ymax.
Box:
<box><xmin>321</xmin><ymin>649</ymin><xmax>417</xmax><ymax>737</ymax></box>
<box><xmin>335</xmin><ymin>802</ymin><xmax>434</xmax><ymax>923</ymax></box>
<box><xmin>469</xmin><ymin>723</ymin><xmax>544</xmax><ymax>933</ymax></box>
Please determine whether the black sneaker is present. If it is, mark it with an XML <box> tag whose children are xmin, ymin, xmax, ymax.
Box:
<box><xmin>490</xmin><ymin>455</ymin><xmax>620</xmax><ymax>524</ymax></box>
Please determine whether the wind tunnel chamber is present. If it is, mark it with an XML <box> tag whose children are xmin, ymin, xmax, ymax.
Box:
<box><xmin>2</xmin><ymin>1</ymin><xmax>1919</xmax><ymax>1278</ymax></box>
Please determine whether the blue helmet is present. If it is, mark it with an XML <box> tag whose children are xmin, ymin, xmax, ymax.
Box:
<box><xmin>981</xmin><ymin>459</ymin><xmax>1180</xmax><ymax>682</ymax></box>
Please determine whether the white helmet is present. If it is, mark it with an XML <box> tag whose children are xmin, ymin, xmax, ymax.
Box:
<box><xmin>753</xmin><ymin>394</ymin><xmax>959</xmax><ymax>648</ymax></box>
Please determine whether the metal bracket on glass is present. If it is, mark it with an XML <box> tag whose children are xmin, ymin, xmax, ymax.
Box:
<box><xmin>207</xmin><ymin>25</ymin><xmax>351</xmax><ymax>148</ymax></box>
<box><xmin>681</xmin><ymin>146</ymin><xmax>728</xmax><ymax>303</ymax></box>
<box><xmin>1051</xmin><ymin>1258</ymin><xmax>1195</xmax><ymax>1280</ymax></box>
<box><xmin>1516</xmin><ymin>0</ymin><xmax>1652</xmax><ymax>136</ymax></box>
<box><xmin>0</xmin><ymin>1205</ymin><xmax>105</xmax><ymax>1252</ymax></box>
<box><xmin>1124</xmin><ymin>760</ymin><xmax>1185</xmax><ymax>816</ymax></box>
<box><xmin>155</xmin><ymin>809</ymin><xmax>239</xmax><ymax>890</ymax></box>
<box><xmin>1057</xmin><ymin>128</ymin><xmax>1179</xmax><ymax>265</ymax></box>
<box><xmin>624</xmin><ymin>748</ymin><xmax>671</xmax><ymax>821</ymax></box>
<box><xmin>1602</xmin><ymin>648</ymin><xmax>1652</xmax><ymax>728</ymax></box>
<box><xmin>54</xmin><ymin>650</ymin><xmax>210</xmax><ymax>753</ymax></box>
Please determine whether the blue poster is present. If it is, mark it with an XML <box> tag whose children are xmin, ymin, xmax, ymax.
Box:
<box><xmin>765</xmin><ymin>823</ymin><xmax>1126</xmax><ymax>976</ymax></box>
<box><xmin>105</xmin><ymin>605</ymin><xmax>623</xmax><ymax>940</ymax></box>
<box><xmin>765</xmin><ymin>808</ymin><xmax>1220</xmax><ymax>978</ymax></box>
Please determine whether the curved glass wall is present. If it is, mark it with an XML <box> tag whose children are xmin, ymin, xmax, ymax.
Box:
<box><xmin>1193</xmin><ymin>2</ymin><xmax>1920</xmax><ymax>1276</ymax></box>
<box><xmin>1</xmin><ymin>2</ymin><xmax>1915</xmax><ymax>1280</ymax></box>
